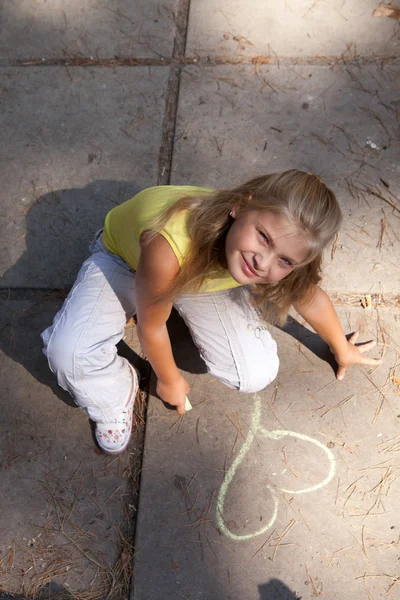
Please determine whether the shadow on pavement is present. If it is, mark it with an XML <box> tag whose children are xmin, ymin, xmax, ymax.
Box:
<box><xmin>259</xmin><ymin>579</ymin><xmax>302</xmax><ymax>599</ymax></box>
<box><xmin>280</xmin><ymin>314</ymin><xmax>378</xmax><ymax>378</ymax></box>
<box><xmin>280</xmin><ymin>315</ymin><xmax>336</xmax><ymax>373</ymax></box>
<box><xmin>1</xmin><ymin>180</ymin><xmax>139</xmax><ymax>408</ymax></box>
<box><xmin>0</xmin><ymin>180</ymin><xmax>207</xmax><ymax>416</ymax></box>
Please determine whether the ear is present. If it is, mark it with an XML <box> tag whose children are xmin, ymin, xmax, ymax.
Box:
<box><xmin>230</xmin><ymin>206</ymin><xmax>238</xmax><ymax>219</ymax></box>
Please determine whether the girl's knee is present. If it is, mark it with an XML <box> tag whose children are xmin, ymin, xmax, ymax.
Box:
<box><xmin>239</xmin><ymin>354</ymin><xmax>280</xmax><ymax>393</ymax></box>
<box><xmin>209</xmin><ymin>353</ymin><xmax>279</xmax><ymax>394</ymax></box>
<box><xmin>42</xmin><ymin>325</ymin><xmax>77</xmax><ymax>384</ymax></box>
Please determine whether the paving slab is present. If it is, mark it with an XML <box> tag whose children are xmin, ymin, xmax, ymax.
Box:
<box><xmin>186</xmin><ymin>0</ymin><xmax>400</xmax><ymax>58</ymax></box>
<box><xmin>0</xmin><ymin>66</ymin><xmax>168</xmax><ymax>288</ymax></box>
<box><xmin>171</xmin><ymin>63</ymin><xmax>400</xmax><ymax>295</ymax></box>
<box><xmin>0</xmin><ymin>296</ymin><xmax>146</xmax><ymax>597</ymax></box>
<box><xmin>0</xmin><ymin>0</ymin><xmax>179</xmax><ymax>60</ymax></box>
<box><xmin>133</xmin><ymin>305</ymin><xmax>400</xmax><ymax>600</ymax></box>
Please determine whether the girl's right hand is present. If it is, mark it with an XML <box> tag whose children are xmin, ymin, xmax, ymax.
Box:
<box><xmin>156</xmin><ymin>375</ymin><xmax>190</xmax><ymax>415</ymax></box>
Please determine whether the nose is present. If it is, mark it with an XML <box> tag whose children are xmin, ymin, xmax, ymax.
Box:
<box><xmin>254</xmin><ymin>250</ymin><xmax>271</xmax><ymax>275</ymax></box>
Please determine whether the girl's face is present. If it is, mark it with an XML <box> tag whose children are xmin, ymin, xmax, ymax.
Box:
<box><xmin>225</xmin><ymin>209</ymin><xmax>309</xmax><ymax>284</ymax></box>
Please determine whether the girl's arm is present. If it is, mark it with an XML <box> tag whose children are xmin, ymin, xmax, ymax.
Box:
<box><xmin>293</xmin><ymin>285</ymin><xmax>382</xmax><ymax>380</ymax></box>
<box><xmin>135</xmin><ymin>233</ymin><xmax>189</xmax><ymax>414</ymax></box>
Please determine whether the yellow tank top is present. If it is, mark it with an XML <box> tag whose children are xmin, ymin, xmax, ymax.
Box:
<box><xmin>102</xmin><ymin>185</ymin><xmax>242</xmax><ymax>293</ymax></box>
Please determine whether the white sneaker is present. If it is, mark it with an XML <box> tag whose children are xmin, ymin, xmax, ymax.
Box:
<box><xmin>95</xmin><ymin>365</ymin><xmax>139</xmax><ymax>454</ymax></box>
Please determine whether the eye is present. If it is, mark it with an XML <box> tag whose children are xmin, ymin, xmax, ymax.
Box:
<box><xmin>279</xmin><ymin>257</ymin><xmax>293</xmax><ymax>268</ymax></box>
<box><xmin>258</xmin><ymin>231</ymin><xmax>269</xmax><ymax>244</ymax></box>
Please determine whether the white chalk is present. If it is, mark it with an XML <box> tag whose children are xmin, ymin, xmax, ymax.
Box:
<box><xmin>184</xmin><ymin>396</ymin><xmax>192</xmax><ymax>411</ymax></box>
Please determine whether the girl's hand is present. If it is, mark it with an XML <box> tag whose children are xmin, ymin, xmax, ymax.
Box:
<box><xmin>156</xmin><ymin>375</ymin><xmax>190</xmax><ymax>415</ymax></box>
<box><xmin>333</xmin><ymin>332</ymin><xmax>383</xmax><ymax>380</ymax></box>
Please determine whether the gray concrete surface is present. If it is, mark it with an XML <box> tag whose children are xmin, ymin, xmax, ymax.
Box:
<box><xmin>0</xmin><ymin>66</ymin><xmax>168</xmax><ymax>287</ymax></box>
<box><xmin>172</xmin><ymin>63</ymin><xmax>400</xmax><ymax>295</ymax></box>
<box><xmin>134</xmin><ymin>306</ymin><xmax>400</xmax><ymax>600</ymax></box>
<box><xmin>0</xmin><ymin>0</ymin><xmax>179</xmax><ymax>60</ymax></box>
<box><xmin>0</xmin><ymin>1</ymin><xmax>173</xmax><ymax>596</ymax></box>
<box><xmin>186</xmin><ymin>0</ymin><xmax>399</xmax><ymax>58</ymax></box>
<box><xmin>133</xmin><ymin>2</ymin><xmax>400</xmax><ymax>600</ymax></box>
<box><xmin>0</xmin><ymin>297</ymin><xmax>145</xmax><ymax>597</ymax></box>
<box><xmin>0</xmin><ymin>0</ymin><xmax>399</xmax><ymax>599</ymax></box>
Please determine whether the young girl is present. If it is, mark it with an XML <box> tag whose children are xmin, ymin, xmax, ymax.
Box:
<box><xmin>41</xmin><ymin>170</ymin><xmax>381</xmax><ymax>454</ymax></box>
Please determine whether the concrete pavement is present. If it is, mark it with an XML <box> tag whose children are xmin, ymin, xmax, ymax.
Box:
<box><xmin>135</xmin><ymin>2</ymin><xmax>400</xmax><ymax>599</ymax></box>
<box><xmin>134</xmin><ymin>306</ymin><xmax>400</xmax><ymax>599</ymax></box>
<box><xmin>0</xmin><ymin>0</ymin><xmax>399</xmax><ymax>598</ymax></box>
<box><xmin>0</xmin><ymin>0</ymin><xmax>172</xmax><ymax>596</ymax></box>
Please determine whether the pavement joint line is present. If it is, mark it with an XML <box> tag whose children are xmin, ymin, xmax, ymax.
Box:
<box><xmin>157</xmin><ymin>0</ymin><xmax>191</xmax><ymax>185</ymax></box>
<box><xmin>172</xmin><ymin>0</ymin><xmax>191</xmax><ymax>59</ymax></box>
<box><xmin>2</xmin><ymin>55</ymin><xmax>397</xmax><ymax>68</ymax></box>
<box><xmin>157</xmin><ymin>68</ymin><xmax>181</xmax><ymax>186</ymax></box>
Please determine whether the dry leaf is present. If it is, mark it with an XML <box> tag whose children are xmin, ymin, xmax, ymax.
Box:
<box><xmin>361</xmin><ymin>294</ymin><xmax>373</xmax><ymax>309</ymax></box>
<box><xmin>391</xmin><ymin>374</ymin><xmax>400</xmax><ymax>386</ymax></box>
<box><xmin>373</xmin><ymin>5</ymin><xmax>400</xmax><ymax>19</ymax></box>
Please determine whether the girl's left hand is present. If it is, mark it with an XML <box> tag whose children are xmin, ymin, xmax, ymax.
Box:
<box><xmin>333</xmin><ymin>332</ymin><xmax>383</xmax><ymax>380</ymax></box>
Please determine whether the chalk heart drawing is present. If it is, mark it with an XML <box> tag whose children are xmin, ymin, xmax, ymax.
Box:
<box><xmin>216</xmin><ymin>394</ymin><xmax>336</xmax><ymax>541</ymax></box>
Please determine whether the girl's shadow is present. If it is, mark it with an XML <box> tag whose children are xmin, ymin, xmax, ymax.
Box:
<box><xmin>0</xmin><ymin>180</ymin><xmax>206</xmax><ymax>410</ymax></box>
<box><xmin>259</xmin><ymin>579</ymin><xmax>302</xmax><ymax>599</ymax></box>
<box><xmin>281</xmin><ymin>315</ymin><xmax>337</xmax><ymax>370</ymax></box>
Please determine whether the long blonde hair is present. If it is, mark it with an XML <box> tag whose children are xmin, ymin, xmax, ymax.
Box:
<box><xmin>142</xmin><ymin>170</ymin><xmax>342</xmax><ymax>324</ymax></box>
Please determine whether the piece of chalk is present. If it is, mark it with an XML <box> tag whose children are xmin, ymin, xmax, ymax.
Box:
<box><xmin>184</xmin><ymin>396</ymin><xmax>192</xmax><ymax>411</ymax></box>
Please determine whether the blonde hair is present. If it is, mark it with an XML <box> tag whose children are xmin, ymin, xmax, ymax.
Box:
<box><xmin>142</xmin><ymin>169</ymin><xmax>342</xmax><ymax>324</ymax></box>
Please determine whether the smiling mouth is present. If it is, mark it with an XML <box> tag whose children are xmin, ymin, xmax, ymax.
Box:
<box><xmin>241</xmin><ymin>254</ymin><xmax>258</xmax><ymax>277</ymax></box>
